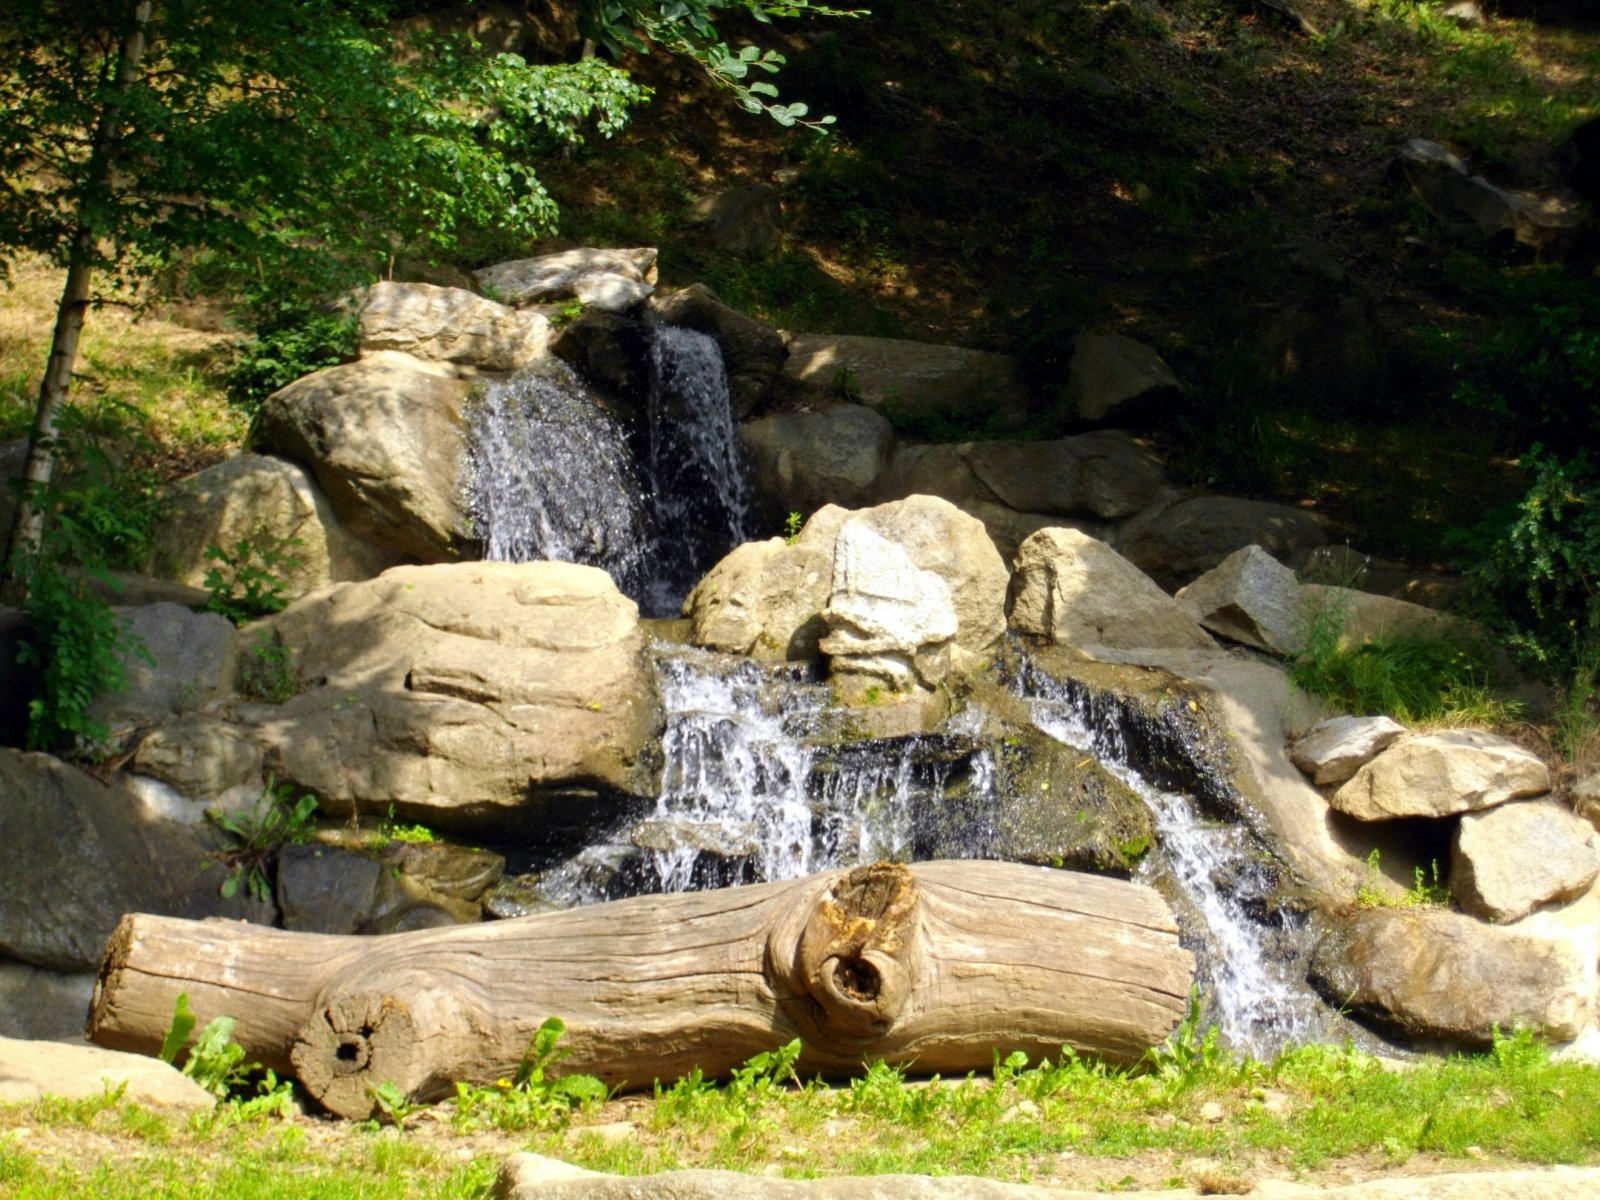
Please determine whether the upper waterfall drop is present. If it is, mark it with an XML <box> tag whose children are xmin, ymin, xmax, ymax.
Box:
<box><xmin>463</xmin><ymin>322</ymin><xmax>752</xmax><ymax>616</ymax></box>
<box><xmin>643</xmin><ymin>325</ymin><xmax>753</xmax><ymax>614</ymax></box>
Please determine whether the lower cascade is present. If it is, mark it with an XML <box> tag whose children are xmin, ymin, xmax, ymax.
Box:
<box><xmin>525</xmin><ymin>644</ymin><xmax>1331</xmax><ymax>1057</ymax></box>
<box><xmin>462</xmin><ymin>323</ymin><xmax>750</xmax><ymax>616</ymax></box>
<box><xmin>1012</xmin><ymin>662</ymin><xmax>1331</xmax><ymax>1058</ymax></box>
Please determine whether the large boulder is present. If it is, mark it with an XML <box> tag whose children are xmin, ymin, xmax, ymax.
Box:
<box><xmin>1299</xmin><ymin>583</ymin><xmax>1466</xmax><ymax>649</ymax></box>
<box><xmin>128</xmin><ymin>714</ymin><xmax>266</xmax><ymax>803</ymax></box>
<box><xmin>1452</xmin><ymin>800</ymin><xmax>1600</xmax><ymax>923</ymax></box>
<box><xmin>257</xmin><ymin>357</ymin><xmax>473</xmax><ymax>561</ymax></box>
<box><xmin>783</xmin><ymin>334</ymin><xmax>1032</xmax><ymax>429</ymax></box>
<box><xmin>682</xmin><ymin>523</ymin><xmax>837</xmax><ymax>662</ymax></box>
<box><xmin>474</xmin><ymin>247</ymin><xmax>658</xmax><ymax>311</ymax></box>
<box><xmin>1174</xmin><ymin>544</ymin><xmax>1307</xmax><ymax>655</ymax></box>
<box><xmin>650</xmin><ymin>283</ymin><xmax>786</xmax><ymax>416</ymax></box>
<box><xmin>1330</xmin><ymin>729</ymin><xmax>1551</xmax><ymax>821</ymax></box>
<box><xmin>0</xmin><ymin>750</ymin><xmax>260</xmax><ymax>971</ymax></box>
<box><xmin>1009</xmin><ymin>528</ymin><xmax>1215</xmax><ymax>653</ymax></box>
<box><xmin>1309</xmin><ymin>905</ymin><xmax>1589</xmax><ymax>1046</ymax></box>
<box><xmin>358</xmin><ymin>280</ymin><xmax>550</xmax><ymax>373</ymax></box>
<box><xmin>251</xmin><ymin>562</ymin><xmax>660</xmax><ymax>836</ymax></box>
<box><xmin>1064</xmin><ymin>331</ymin><xmax>1183</xmax><ymax>427</ymax></box>
<box><xmin>1118</xmin><ymin>495</ymin><xmax>1330</xmax><ymax>593</ymax></box>
<box><xmin>146</xmin><ymin>454</ymin><xmax>396</xmax><ymax>602</ymax></box>
<box><xmin>685</xmin><ymin>184</ymin><xmax>782</xmax><ymax>258</ymax></box>
<box><xmin>741</xmin><ymin>404</ymin><xmax>894</xmax><ymax>514</ymax></box>
<box><xmin>0</xmin><ymin>958</ymin><xmax>95</xmax><ymax>1042</ymax></box>
<box><xmin>820</xmin><ymin>522</ymin><xmax>960</xmax><ymax>696</ymax></box>
<box><xmin>87</xmin><ymin>603</ymin><xmax>236</xmax><ymax>731</ymax></box>
<box><xmin>1290</xmin><ymin>715</ymin><xmax>1405</xmax><ymax>786</ymax></box>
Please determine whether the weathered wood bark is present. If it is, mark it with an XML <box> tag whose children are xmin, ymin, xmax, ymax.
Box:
<box><xmin>90</xmin><ymin>860</ymin><xmax>1193</xmax><ymax>1119</ymax></box>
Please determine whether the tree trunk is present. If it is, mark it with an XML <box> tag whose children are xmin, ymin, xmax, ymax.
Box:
<box><xmin>0</xmin><ymin>1</ymin><xmax>153</xmax><ymax>601</ymax></box>
<box><xmin>89</xmin><ymin>860</ymin><xmax>1194</xmax><ymax>1119</ymax></box>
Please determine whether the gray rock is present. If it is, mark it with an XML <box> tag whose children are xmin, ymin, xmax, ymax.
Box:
<box><xmin>146</xmin><ymin>454</ymin><xmax>397</xmax><ymax>603</ymax></box>
<box><xmin>1574</xmin><ymin>771</ymin><xmax>1600</xmax><ymax>830</ymax></box>
<box><xmin>1331</xmin><ymin>729</ymin><xmax>1550</xmax><ymax>821</ymax></box>
<box><xmin>1452</xmin><ymin>800</ymin><xmax>1600</xmax><ymax>923</ymax></box>
<box><xmin>129</xmin><ymin>715</ymin><xmax>265</xmax><ymax>800</ymax></box>
<box><xmin>1064</xmin><ymin>331</ymin><xmax>1183</xmax><ymax>427</ymax></box>
<box><xmin>276</xmin><ymin>843</ymin><xmax>387</xmax><ymax>934</ymax></box>
<box><xmin>783</xmin><ymin>334</ymin><xmax>1032</xmax><ymax>429</ymax></box>
<box><xmin>87</xmin><ymin>603</ymin><xmax>236</xmax><ymax>731</ymax></box>
<box><xmin>1118</xmin><ymin>495</ymin><xmax>1330</xmax><ymax>593</ymax></box>
<box><xmin>0</xmin><ymin>749</ymin><xmax>265</xmax><ymax>971</ymax></box>
<box><xmin>258</xmin><ymin>357</ymin><xmax>474</xmax><ymax>561</ymax></box>
<box><xmin>1309</xmin><ymin>905</ymin><xmax>1589</xmax><ymax>1046</ymax></box>
<box><xmin>741</xmin><ymin>405</ymin><xmax>894</xmax><ymax>513</ymax></box>
<box><xmin>474</xmin><ymin>247</ymin><xmax>658</xmax><ymax>308</ymax></box>
<box><xmin>359</xmin><ymin>281</ymin><xmax>550</xmax><ymax>373</ymax></box>
<box><xmin>1175</xmin><ymin>544</ymin><xmax>1307</xmax><ymax>655</ymax></box>
<box><xmin>686</xmin><ymin>184</ymin><xmax>782</xmax><ymax>258</ymax></box>
<box><xmin>966</xmin><ymin>431</ymin><xmax>1166</xmax><ymax>520</ymax></box>
<box><xmin>849</xmin><ymin>495</ymin><xmax>1010</xmax><ymax>663</ymax></box>
<box><xmin>1392</xmin><ymin>138</ymin><xmax>1590</xmax><ymax>256</ymax></box>
<box><xmin>0</xmin><ymin>958</ymin><xmax>95</xmax><ymax>1042</ymax></box>
<box><xmin>0</xmin><ymin>1034</ymin><xmax>214</xmax><ymax>1109</ymax></box>
<box><xmin>651</xmin><ymin>283</ymin><xmax>787</xmax><ymax>417</ymax></box>
<box><xmin>1008</xmin><ymin>528</ymin><xmax>1215</xmax><ymax>653</ymax></box>
<box><xmin>252</xmin><ymin>561</ymin><xmax>661</xmax><ymax>835</ymax></box>
<box><xmin>1290</xmin><ymin>715</ymin><xmax>1406</xmax><ymax>786</ymax></box>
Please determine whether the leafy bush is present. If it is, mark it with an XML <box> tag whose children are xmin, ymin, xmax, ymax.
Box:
<box><xmin>450</xmin><ymin>1017</ymin><xmax>608</xmax><ymax>1132</ymax></box>
<box><xmin>204</xmin><ymin>776</ymin><xmax>320</xmax><ymax>903</ymax></box>
<box><xmin>1463</xmin><ymin>447</ymin><xmax>1598</xmax><ymax>681</ymax></box>
<box><xmin>224</xmin><ymin>296</ymin><xmax>358</xmax><ymax>415</ymax></box>
<box><xmin>203</xmin><ymin>531</ymin><xmax>305</xmax><ymax>624</ymax></box>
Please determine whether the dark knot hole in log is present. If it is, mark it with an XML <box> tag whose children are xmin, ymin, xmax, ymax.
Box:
<box><xmin>833</xmin><ymin>956</ymin><xmax>881</xmax><ymax>1001</ymax></box>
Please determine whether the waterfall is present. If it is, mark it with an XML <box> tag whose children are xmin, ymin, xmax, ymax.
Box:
<box><xmin>461</xmin><ymin>362</ymin><xmax>649</xmax><ymax>595</ymax></box>
<box><xmin>465</xmin><ymin>324</ymin><xmax>750</xmax><ymax>616</ymax></box>
<box><xmin>643</xmin><ymin>326</ymin><xmax>752</xmax><ymax>613</ymax></box>
<box><xmin>531</xmin><ymin>646</ymin><xmax>956</xmax><ymax>906</ymax></box>
<box><xmin>1013</xmin><ymin>662</ymin><xmax>1329</xmax><ymax>1058</ymax></box>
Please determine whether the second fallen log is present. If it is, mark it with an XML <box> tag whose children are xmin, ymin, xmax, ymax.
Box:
<box><xmin>90</xmin><ymin>859</ymin><xmax>1194</xmax><ymax>1118</ymax></box>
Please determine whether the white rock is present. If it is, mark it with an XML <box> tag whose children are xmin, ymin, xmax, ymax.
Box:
<box><xmin>1290</xmin><ymin>715</ymin><xmax>1406</xmax><ymax>786</ymax></box>
<box><xmin>0</xmin><ymin>1034</ymin><xmax>214</xmax><ymax>1109</ymax></box>
<box><xmin>820</xmin><ymin>522</ymin><xmax>958</xmax><ymax>691</ymax></box>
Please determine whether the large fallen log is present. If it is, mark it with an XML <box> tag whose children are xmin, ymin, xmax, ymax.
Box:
<box><xmin>89</xmin><ymin>860</ymin><xmax>1193</xmax><ymax>1119</ymax></box>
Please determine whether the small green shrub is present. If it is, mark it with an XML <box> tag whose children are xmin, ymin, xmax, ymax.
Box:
<box><xmin>204</xmin><ymin>776</ymin><xmax>320</xmax><ymax>903</ymax></box>
<box><xmin>158</xmin><ymin>992</ymin><xmax>295</xmax><ymax>1117</ymax></box>
<box><xmin>203</xmin><ymin>531</ymin><xmax>304</xmax><ymax>624</ymax></box>
<box><xmin>1290</xmin><ymin>592</ymin><xmax>1516</xmax><ymax>725</ymax></box>
<box><xmin>451</xmin><ymin>1017</ymin><xmax>608</xmax><ymax>1133</ymax></box>
<box><xmin>224</xmin><ymin>297</ymin><xmax>357</xmax><ymax>414</ymax></box>
<box><xmin>1355</xmin><ymin>849</ymin><xmax>1449</xmax><ymax>909</ymax></box>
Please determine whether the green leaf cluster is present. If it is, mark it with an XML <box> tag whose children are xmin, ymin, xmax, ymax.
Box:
<box><xmin>450</xmin><ymin>1017</ymin><xmax>609</xmax><ymax>1133</ymax></box>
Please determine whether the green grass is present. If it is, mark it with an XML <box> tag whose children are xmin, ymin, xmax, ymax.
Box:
<box><xmin>5</xmin><ymin>1031</ymin><xmax>1600</xmax><ymax>1197</ymax></box>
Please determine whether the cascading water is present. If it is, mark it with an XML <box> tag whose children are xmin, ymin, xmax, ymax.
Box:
<box><xmin>1013</xmin><ymin>661</ymin><xmax>1329</xmax><ymax>1058</ymax></box>
<box><xmin>464</xmin><ymin>324</ymin><xmax>751</xmax><ymax>615</ymax></box>
<box><xmin>462</xmin><ymin>362</ymin><xmax>649</xmax><ymax>594</ymax></box>
<box><xmin>531</xmin><ymin>646</ymin><xmax>950</xmax><ymax>908</ymax></box>
<box><xmin>643</xmin><ymin>326</ymin><xmax>752</xmax><ymax>613</ymax></box>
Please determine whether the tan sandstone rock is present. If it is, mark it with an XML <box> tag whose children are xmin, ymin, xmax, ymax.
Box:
<box><xmin>1331</xmin><ymin>729</ymin><xmax>1550</xmax><ymax>821</ymax></box>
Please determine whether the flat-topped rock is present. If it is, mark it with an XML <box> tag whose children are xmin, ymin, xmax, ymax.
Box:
<box><xmin>474</xmin><ymin>247</ymin><xmax>658</xmax><ymax>309</ymax></box>
<box><xmin>1064</xmin><ymin>331</ymin><xmax>1183</xmax><ymax>427</ymax></box>
<box><xmin>359</xmin><ymin>280</ymin><xmax>550</xmax><ymax>372</ymax></box>
<box><xmin>1009</xmin><ymin>528</ymin><xmax>1215</xmax><ymax>653</ymax></box>
<box><xmin>1290</xmin><ymin>715</ymin><xmax>1406</xmax><ymax>786</ymax></box>
<box><xmin>1331</xmin><ymin>729</ymin><xmax>1550</xmax><ymax>821</ymax></box>
<box><xmin>1452</xmin><ymin>799</ymin><xmax>1600</xmax><ymax>923</ymax></box>
<box><xmin>783</xmin><ymin>334</ymin><xmax>1031</xmax><ymax>427</ymax></box>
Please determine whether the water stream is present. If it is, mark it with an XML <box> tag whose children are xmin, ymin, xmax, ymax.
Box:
<box><xmin>1012</xmin><ymin>662</ymin><xmax>1329</xmax><ymax>1058</ymax></box>
<box><xmin>464</xmin><ymin>323</ymin><xmax>750</xmax><ymax>616</ymax></box>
